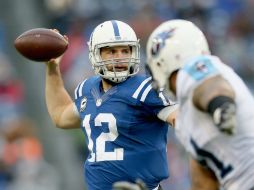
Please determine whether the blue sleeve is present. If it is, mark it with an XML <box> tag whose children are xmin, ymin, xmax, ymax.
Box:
<box><xmin>129</xmin><ymin>76</ymin><xmax>174</xmax><ymax>116</ymax></box>
<box><xmin>139</xmin><ymin>84</ymin><xmax>173</xmax><ymax>116</ymax></box>
<box><xmin>135</xmin><ymin>84</ymin><xmax>173</xmax><ymax>116</ymax></box>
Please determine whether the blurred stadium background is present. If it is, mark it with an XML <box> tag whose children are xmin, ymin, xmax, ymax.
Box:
<box><xmin>0</xmin><ymin>0</ymin><xmax>253</xmax><ymax>189</ymax></box>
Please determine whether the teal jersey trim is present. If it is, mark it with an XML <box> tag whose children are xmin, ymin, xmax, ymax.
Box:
<box><xmin>183</xmin><ymin>56</ymin><xmax>219</xmax><ymax>81</ymax></box>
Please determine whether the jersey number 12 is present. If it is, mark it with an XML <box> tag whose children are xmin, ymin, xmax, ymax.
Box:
<box><xmin>83</xmin><ymin>113</ymin><xmax>124</xmax><ymax>162</ymax></box>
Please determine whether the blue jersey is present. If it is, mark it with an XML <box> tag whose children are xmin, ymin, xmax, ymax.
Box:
<box><xmin>74</xmin><ymin>75</ymin><xmax>172</xmax><ymax>190</ymax></box>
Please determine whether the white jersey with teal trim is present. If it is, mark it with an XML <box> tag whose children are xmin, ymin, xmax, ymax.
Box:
<box><xmin>175</xmin><ymin>55</ymin><xmax>254</xmax><ymax>190</ymax></box>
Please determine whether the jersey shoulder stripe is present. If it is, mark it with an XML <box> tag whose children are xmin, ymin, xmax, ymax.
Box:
<box><xmin>140</xmin><ymin>84</ymin><xmax>152</xmax><ymax>102</ymax></box>
<box><xmin>159</xmin><ymin>91</ymin><xmax>171</xmax><ymax>106</ymax></box>
<box><xmin>74</xmin><ymin>83</ymin><xmax>81</xmax><ymax>99</ymax></box>
<box><xmin>132</xmin><ymin>76</ymin><xmax>152</xmax><ymax>100</ymax></box>
<box><xmin>74</xmin><ymin>79</ymin><xmax>87</xmax><ymax>100</ymax></box>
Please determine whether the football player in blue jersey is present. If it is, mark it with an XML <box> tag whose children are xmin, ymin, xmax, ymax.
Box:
<box><xmin>44</xmin><ymin>20</ymin><xmax>178</xmax><ymax>190</ymax></box>
<box><xmin>146</xmin><ymin>19</ymin><xmax>254</xmax><ymax>190</ymax></box>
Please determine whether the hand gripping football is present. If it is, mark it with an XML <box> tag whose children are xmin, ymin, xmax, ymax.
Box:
<box><xmin>14</xmin><ymin>28</ymin><xmax>68</xmax><ymax>62</ymax></box>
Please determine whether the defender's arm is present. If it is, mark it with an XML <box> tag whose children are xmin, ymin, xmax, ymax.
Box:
<box><xmin>190</xmin><ymin>158</ymin><xmax>219</xmax><ymax>190</ymax></box>
<box><xmin>192</xmin><ymin>75</ymin><xmax>236</xmax><ymax>134</ymax></box>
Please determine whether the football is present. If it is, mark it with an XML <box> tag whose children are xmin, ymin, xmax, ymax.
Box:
<box><xmin>14</xmin><ymin>28</ymin><xmax>68</xmax><ymax>62</ymax></box>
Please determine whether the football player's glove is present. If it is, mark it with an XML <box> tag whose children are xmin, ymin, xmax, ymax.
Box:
<box><xmin>212</xmin><ymin>102</ymin><xmax>236</xmax><ymax>135</ymax></box>
<box><xmin>113</xmin><ymin>179</ymin><xmax>148</xmax><ymax>190</ymax></box>
<box><xmin>207</xmin><ymin>96</ymin><xmax>236</xmax><ymax>135</ymax></box>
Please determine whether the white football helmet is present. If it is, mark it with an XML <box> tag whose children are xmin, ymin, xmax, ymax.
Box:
<box><xmin>88</xmin><ymin>20</ymin><xmax>140</xmax><ymax>83</ymax></box>
<box><xmin>146</xmin><ymin>19</ymin><xmax>210</xmax><ymax>90</ymax></box>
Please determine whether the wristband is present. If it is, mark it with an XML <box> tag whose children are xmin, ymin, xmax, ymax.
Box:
<box><xmin>207</xmin><ymin>96</ymin><xmax>234</xmax><ymax>115</ymax></box>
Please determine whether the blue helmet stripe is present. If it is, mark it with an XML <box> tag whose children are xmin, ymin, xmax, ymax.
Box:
<box><xmin>111</xmin><ymin>20</ymin><xmax>120</xmax><ymax>38</ymax></box>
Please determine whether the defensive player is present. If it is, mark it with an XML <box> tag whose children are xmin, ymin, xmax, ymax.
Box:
<box><xmin>45</xmin><ymin>20</ymin><xmax>177</xmax><ymax>190</ymax></box>
<box><xmin>146</xmin><ymin>19</ymin><xmax>254</xmax><ymax>190</ymax></box>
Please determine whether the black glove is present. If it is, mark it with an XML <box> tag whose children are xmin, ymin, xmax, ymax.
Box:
<box><xmin>113</xmin><ymin>179</ymin><xmax>148</xmax><ymax>190</ymax></box>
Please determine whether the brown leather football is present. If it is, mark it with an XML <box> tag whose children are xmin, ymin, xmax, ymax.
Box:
<box><xmin>14</xmin><ymin>28</ymin><xmax>68</xmax><ymax>62</ymax></box>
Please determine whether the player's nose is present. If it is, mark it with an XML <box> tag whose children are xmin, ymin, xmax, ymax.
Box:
<box><xmin>113</xmin><ymin>51</ymin><xmax>122</xmax><ymax>59</ymax></box>
<box><xmin>114</xmin><ymin>52</ymin><xmax>127</xmax><ymax>62</ymax></box>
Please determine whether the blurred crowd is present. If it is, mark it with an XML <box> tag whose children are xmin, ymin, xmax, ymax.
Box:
<box><xmin>0</xmin><ymin>0</ymin><xmax>254</xmax><ymax>189</ymax></box>
<box><xmin>0</xmin><ymin>52</ymin><xmax>61</xmax><ymax>190</ymax></box>
<box><xmin>45</xmin><ymin>0</ymin><xmax>254</xmax><ymax>91</ymax></box>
